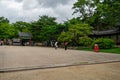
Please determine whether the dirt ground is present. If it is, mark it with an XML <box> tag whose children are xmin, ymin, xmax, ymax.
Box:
<box><xmin>0</xmin><ymin>46</ymin><xmax>120</xmax><ymax>71</ymax></box>
<box><xmin>0</xmin><ymin>62</ymin><xmax>120</xmax><ymax>80</ymax></box>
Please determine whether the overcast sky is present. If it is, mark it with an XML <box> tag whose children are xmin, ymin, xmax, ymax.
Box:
<box><xmin>0</xmin><ymin>0</ymin><xmax>77</xmax><ymax>23</ymax></box>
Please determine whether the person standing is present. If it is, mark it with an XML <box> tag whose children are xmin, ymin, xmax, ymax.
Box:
<box><xmin>64</xmin><ymin>42</ymin><xmax>68</xmax><ymax>50</ymax></box>
<box><xmin>51</xmin><ymin>40</ymin><xmax>53</xmax><ymax>47</ymax></box>
<box><xmin>55</xmin><ymin>41</ymin><xmax>58</xmax><ymax>49</ymax></box>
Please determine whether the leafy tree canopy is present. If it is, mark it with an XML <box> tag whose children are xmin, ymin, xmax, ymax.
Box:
<box><xmin>31</xmin><ymin>15</ymin><xmax>58</xmax><ymax>41</ymax></box>
<box><xmin>73</xmin><ymin>0</ymin><xmax>120</xmax><ymax>30</ymax></box>
<box><xmin>69</xmin><ymin>23</ymin><xmax>93</xmax><ymax>37</ymax></box>
<box><xmin>0</xmin><ymin>16</ymin><xmax>9</xmax><ymax>24</ymax></box>
<box><xmin>58</xmin><ymin>23</ymin><xmax>93</xmax><ymax>45</ymax></box>
<box><xmin>58</xmin><ymin>32</ymin><xmax>73</xmax><ymax>42</ymax></box>
<box><xmin>12</xmin><ymin>21</ymin><xmax>31</xmax><ymax>32</ymax></box>
<box><xmin>0</xmin><ymin>23</ymin><xmax>15</xmax><ymax>39</ymax></box>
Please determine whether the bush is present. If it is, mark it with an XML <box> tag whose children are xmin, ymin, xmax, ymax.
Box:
<box><xmin>93</xmin><ymin>38</ymin><xmax>115</xmax><ymax>49</ymax></box>
<box><xmin>78</xmin><ymin>37</ymin><xmax>93</xmax><ymax>47</ymax></box>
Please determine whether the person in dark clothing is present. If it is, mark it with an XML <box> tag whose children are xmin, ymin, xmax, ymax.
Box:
<box><xmin>64</xmin><ymin>42</ymin><xmax>68</xmax><ymax>50</ymax></box>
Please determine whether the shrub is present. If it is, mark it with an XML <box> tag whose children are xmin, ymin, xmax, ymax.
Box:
<box><xmin>93</xmin><ymin>38</ymin><xmax>115</xmax><ymax>49</ymax></box>
<box><xmin>78</xmin><ymin>37</ymin><xmax>93</xmax><ymax>47</ymax></box>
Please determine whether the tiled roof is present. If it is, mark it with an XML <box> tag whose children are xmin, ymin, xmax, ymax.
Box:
<box><xmin>18</xmin><ymin>32</ymin><xmax>32</xmax><ymax>39</ymax></box>
<box><xmin>93</xmin><ymin>28</ymin><xmax>120</xmax><ymax>35</ymax></box>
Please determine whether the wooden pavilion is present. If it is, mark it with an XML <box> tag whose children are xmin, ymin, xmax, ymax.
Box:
<box><xmin>18</xmin><ymin>32</ymin><xmax>33</xmax><ymax>46</ymax></box>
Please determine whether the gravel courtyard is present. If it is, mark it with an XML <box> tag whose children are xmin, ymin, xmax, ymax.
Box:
<box><xmin>0</xmin><ymin>46</ymin><xmax>120</xmax><ymax>72</ymax></box>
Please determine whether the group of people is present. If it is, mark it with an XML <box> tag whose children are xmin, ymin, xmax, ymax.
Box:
<box><xmin>0</xmin><ymin>40</ymin><xmax>4</xmax><ymax>45</ymax></box>
<box><xmin>51</xmin><ymin>41</ymin><xmax>68</xmax><ymax>50</ymax></box>
<box><xmin>0</xmin><ymin>39</ymin><xmax>13</xmax><ymax>45</ymax></box>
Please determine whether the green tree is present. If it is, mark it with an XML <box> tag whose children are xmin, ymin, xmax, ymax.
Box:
<box><xmin>78</xmin><ymin>36</ymin><xmax>93</xmax><ymax>47</ymax></box>
<box><xmin>12</xmin><ymin>21</ymin><xmax>31</xmax><ymax>32</ymax></box>
<box><xmin>37</xmin><ymin>15</ymin><xmax>57</xmax><ymax>27</ymax></box>
<box><xmin>58</xmin><ymin>32</ymin><xmax>73</xmax><ymax>42</ymax></box>
<box><xmin>0</xmin><ymin>23</ymin><xmax>15</xmax><ymax>39</ymax></box>
<box><xmin>58</xmin><ymin>23</ymin><xmax>93</xmax><ymax>46</ymax></box>
<box><xmin>31</xmin><ymin>15</ymin><xmax>58</xmax><ymax>42</ymax></box>
<box><xmin>73</xmin><ymin>0</ymin><xmax>95</xmax><ymax>22</ymax></box>
<box><xmin>39</xmin><ymin>26</ymin><xmax>58</xmax><ymax>42</ymax></box>
<box><xmin>0</xmin><ymin>17</ymin><xmax>16</xmax><ymax>39</ymax></box>
<box><xmin>100</xmin><ymin>0</ymin><xmax>120</xmax><ymax>27</ymax></box>
<box><xmin>59</xmin><ymin>18</ymin><xmax>82</xmax><ymax>34</ymax></box>
<box><xmin>30</xmin><ymin>21</ymin><xmax>41</xmax><ymax>41</ymax></box>
<box><xmin>0</xmin><ymin>16</ymin><xmax>9</xmax><ymax>24</ymax></box>
<box><xmin>73</xmin><ymin>0</ymin><xmax>120</xmax><ymax>30</ymax></box>
<box><xmin>69</xmin><ymin>23</ymin><xmax>93</xmax><ymax>45</ymax></box>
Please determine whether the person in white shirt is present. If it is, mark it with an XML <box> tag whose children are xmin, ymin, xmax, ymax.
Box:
<box><xmin>55</xmin><ymin>41</ymin><xmax>58</xmax><ymax>49</ymax></box>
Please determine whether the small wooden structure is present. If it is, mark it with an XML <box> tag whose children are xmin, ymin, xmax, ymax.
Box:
<box><xmin>18</xmin><ymin>32</ymin><xmax>33</xmax><ymax>46</ymax></box>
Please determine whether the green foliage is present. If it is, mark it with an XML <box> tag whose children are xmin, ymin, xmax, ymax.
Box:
<box><xmin>39</xmin><ymin>26</ymin><xmax>58</xmax><ymax>41</ymax></box>
<box><xmin>59</xmin><ymin>19</ymin><xmax>93</xmax><ymax>46</ymax></box>
<box><xmin>100</xmin><ymin>48</ymin><xmax>120</xmax><ymax>54</ymax></box>
<box><xmin>73</xmin><ymin>0</ymin><xmax>120</xmax><ymax>29</ymax></box>
<box><xmin>31</xmin><ymin>15</ymin><xmax>59</xmax><ymax>42</ymax></box>
<box><xmin>0</xmin><ymin>16</ymin><xmax>9</xmax><ymax>24</ymax></box>
<box><xmin>69</xmin><ymin>23</ymin><xmax>93</xmax><ymax>37</ymax></box>
<box><xmin>100</xmin><ymin>0</ymin><xmax>120</xmax><ymax>26</ymax></box>
<box><xmin>67</xmin><ymin>18</ymin><xmax>81</xmax><ymax>25</ymax></box>
<box><xmin>73</xmin><ymin>0</ymin><xmax>95</xmax><ymax>21</ymax></box>
<box><xmin>78</xmin><ymin>37</ymin><xmax>93</xmax><ymax>47</ymax></box>
<box><xmin>0</xmin><ymin>23</ymin><xmax>15</xmax><ymax>39</ymax></box>
<box><xmin>12</xmin><ymin>21</ymin><xmax>31</xmax><ymax>32</ymax></box>
<box><xmin>93</xmin><ymin>38</ymin><xmax>115</xmax><ymax>49</ymax></box>
<box><xmin>37</xmin><ymin>15</ymin><xmax>57</xmax><ymax>26</ymax></box>
<box><xmin>76</xmin><ymin>47</ymin><xmax>120</xmax><ymax>54</ymax></box>
<box><xmin>58</xmin><ymin>32</ymin><xmax>73</xmax><ymax>42</ymax></box>
<box><xmin>58</xmin><ymin>23</ymin><xmax>93</xmax><ymax>46</ymax></box>
<box><xmin>62</xmin><ymin>18</ymin><xmax>82</xmax><ymax>32</ymax></box>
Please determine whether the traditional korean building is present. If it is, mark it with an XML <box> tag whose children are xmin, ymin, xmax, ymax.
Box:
<box><xmin>92</xmin><ymin>27</ymin><xmax>120</xmax><ymax>45</ymax></box>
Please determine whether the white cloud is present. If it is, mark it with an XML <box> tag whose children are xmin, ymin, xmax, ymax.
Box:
<box><xmin>22</xmin><ymin>0</ymin><xmax>39</xmax><ymax>10</ymax></box>
<box><xmin>36</xmin><ymin>0</ymin><xmax>68</xmax><ymax>7</ymax></box>
<box><xmin>54</xmin><ymin>0</ymin><xmax>75</xmax><ymax>22</ymax></box>
<box><xmin>0</xmin><ymin>0</ymin><xmax>76</xmax><ymax>23</ymax></box>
